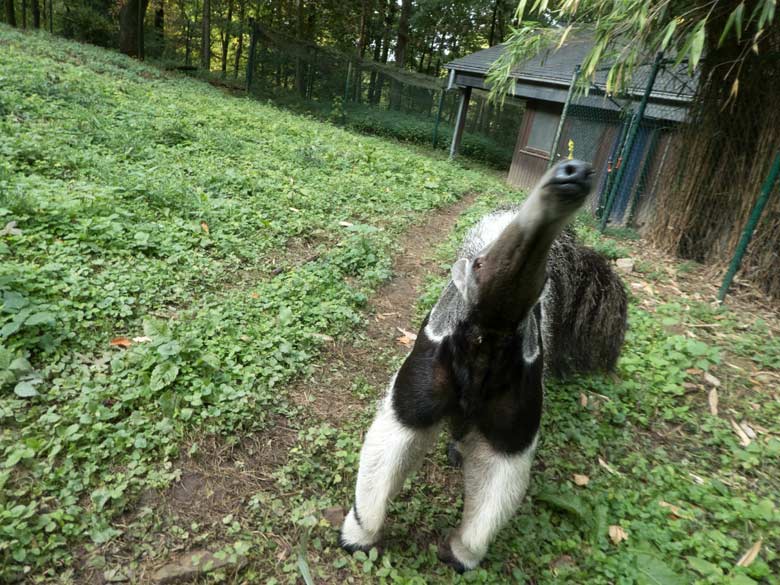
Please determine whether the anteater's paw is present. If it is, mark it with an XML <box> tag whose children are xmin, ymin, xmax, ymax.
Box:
<box><xmin>338</xmin><ymin>536</ymin><xmax>380</xmax><ymax>556</ymax></box>
<box><xmin>339</xmin><ymin>507</ymin><xmax>380</xmax><ymax>555</ymax></box>
<box><xmin>437</xmin><ymin>540</ymin><xmax>467</xmax><ymax>573</ymax></box>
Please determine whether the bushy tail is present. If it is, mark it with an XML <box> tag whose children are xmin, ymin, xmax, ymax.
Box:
<box><xmin>543</xmin><ymin>230</ymin><xmax>628</xmax><ymax>377</ymax></box>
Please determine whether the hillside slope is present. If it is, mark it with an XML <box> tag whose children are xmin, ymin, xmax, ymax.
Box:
<box><xmin>0</xmin><ymin>26</ymin><xmax>513</xmax><ymax>578</ymax></box>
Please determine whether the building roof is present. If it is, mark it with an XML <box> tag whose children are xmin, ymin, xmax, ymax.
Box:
<box><xmin>445</xmin><ymin>33</ymin><xmax>697</xmax><ymax>120</ymax></box>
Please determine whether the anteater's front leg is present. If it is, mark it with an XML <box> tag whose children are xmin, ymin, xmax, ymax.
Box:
<box><xmin>438</xmin><ymin>431</ymin><xmax>538</xmax><ymax>572</ymax></box>
<box><xmin>339</xmin><ymin>377</ymin><xmax>441</xmax><ymax>552</ymax></box>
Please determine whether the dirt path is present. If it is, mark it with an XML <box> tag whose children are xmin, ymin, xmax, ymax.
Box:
<box><xmin>292</xmin><ymin>191</ymin><xmax>479</xmax><ymax>423</ymax></box>
<box><xmin>78</xmin><ymin>193</ymin><xmax>479</xmax><ymax>584</ymax></box>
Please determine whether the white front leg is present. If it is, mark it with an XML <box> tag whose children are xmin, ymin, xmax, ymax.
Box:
<box><xmin>440</xmin><ymin>431</ymin><xmax>538</xmax><ymax>571</ymax></box>
<box><xmin>340</xmin><ymin>378</ymin><xmax>440</xmax><ymax>551</ymax></box>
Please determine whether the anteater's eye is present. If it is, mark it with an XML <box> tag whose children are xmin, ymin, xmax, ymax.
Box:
<box><xmin>473</xmin><ymin>258</ymin><xmax>483</xmax><ymax>270</ymax></box>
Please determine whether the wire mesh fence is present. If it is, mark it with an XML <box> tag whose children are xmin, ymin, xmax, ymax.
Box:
<box><xmin>542</xmin><ymin>59</ymin><xmax>691</xmax><ymax>229</ymax></box>
<box><xmin>245</xmin><ymin>22</ymin><xmax>525</xmax><ymax>169</ymax></box>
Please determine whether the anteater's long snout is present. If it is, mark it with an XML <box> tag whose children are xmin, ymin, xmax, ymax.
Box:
<box><xmin>469</xmin><ymin>160</ymin><xmax>593</xmax><ymax>329</ymax></box>
<box><xmin>545</xmin><ymin>159</ymin><xmax>594</xmax><ymax>197</ymax></box>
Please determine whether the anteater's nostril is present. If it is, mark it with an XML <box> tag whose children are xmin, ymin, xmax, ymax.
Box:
<box><xmin>564</xmin><ymin>163</ymin><xmax>576</xmax><ymax>176</ymax></box>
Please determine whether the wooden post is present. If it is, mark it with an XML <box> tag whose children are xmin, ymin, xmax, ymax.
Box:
<box><xmin>449</xmin><ymin>86</ymin><xmax>471</xmax><ymax>160</ymax></box>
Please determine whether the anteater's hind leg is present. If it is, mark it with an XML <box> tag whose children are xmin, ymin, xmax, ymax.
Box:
<box><xmin>340</xmin><ymin>382</ymin><xmax>440</xmax><ymax>552</ymax></box>
<box><xmin>438</xmin><ymin>431</ymin><xmax>538</xmax><ymax>572</ymax></box>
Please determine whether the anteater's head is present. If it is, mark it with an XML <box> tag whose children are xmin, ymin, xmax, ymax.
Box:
<box><xmin>451</xmin><ymin>159</ymin><xmax>593</xmax><ymax>331</ymax></box>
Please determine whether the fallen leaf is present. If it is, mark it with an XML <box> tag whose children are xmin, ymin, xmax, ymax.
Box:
<box><xmin>598</xmin><ymin>457</ymin><xmax>620</xmax><ymax>475</ymax></box>
<box><xmin>608</xmin><ymin>525</ymin><xmax>628</xmax><ymax>545</ymax></box>
<box><xmin>0</xmin><ymin>221</ymin><xmax>22</xmax><ymax>236</ymax></box>
<box><xmin>200</xmin><ymin>221</ymin><xmax>209</xmax><ymax>234</ymax></box>
<box><xmin>708</xmin><ymin>387</ymin><xmax>718</xmax><ymax>416</ymax></box>
<box><xmin>659</xmin><ymin>501</ymin><xmax>687</xmax><ymax>519</ymax></box>
<box><xmin>573</xmin><ymin>474</ymin><xmax>589</xmax><ymax>486</ymax></box>
<box><xmin>736</xmin><ymin>539</ymin><xmax>762</xmax><ymax>567</ymax></box>
<box><xmin>730</xmin><ymin>419</ymin><xmax>752</xmax><ymax>446</ymax></box>
<box><xmin>703</xmin><ymin>372</ymin><xmax>721</xmax><ymax>387</ymax></box>
<box><xmin>289</xmin><ymin>207</ymin><xmax>301</xmax><ymax>213</ymax></box>
<box><xmin>396</xmin><ymin>327</ymin><xmax>417</xmax><ymax>347</ymax></box>
<box><xmin>550</xmin><ymin>554</ymin><xmax>576</xmax><ymax>570</ymax></box>
<box><xmin>339</xmin><ymin>221</ymin><xmax>354</xmax><ymax>227</ymax></box>
<box><xmin>579</xmin><ymin>393</ymin><xmax>588</xmax><ymax>407</ymax></box>
<box><xmin>311</xmin><ymin>333</ymin><xmax>334</xmax><ymax>342</ymax></box>
<box><xmin>740</xmin><ymin>421</ymin><xmax>756</xmax><ymax>440</ymax></box>
<box><xmin>132</xmin><ymin>336</ymin><xmax>151</xmax><ymax>343</ymax></box>
<box><xmin>689</xmin><ymin>472</ymin><xmax>705</xmax><ymax>485</ymax></box>
<box><xmin>110</xmin><ymin>337</ymin><xmax>132</xmax><ymax>348</ymax></box>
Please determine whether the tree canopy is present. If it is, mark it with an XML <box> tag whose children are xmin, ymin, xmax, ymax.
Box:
<box><xmin>487</xmin><ymin>0</ymin><xmax>777</xmax><ymax>100</ymax></box>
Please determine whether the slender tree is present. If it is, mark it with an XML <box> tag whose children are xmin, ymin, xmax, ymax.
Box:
<box><xmin>389</xmin><ymin>0</ymin><xmax>412</xmax><ymax>109</ymax></box>
<box><xmin>232</xmin><ymin>0</ymin><xmax>246</xmax><ymax>77</ymax></box>
<box><xmin>31</xmin><ymin>0</ymin><xmax>39</xmax><ymax>28</ymax></box>
<box><xmin>220</xmin><ymin>0</ymin><xmax>233</xmax><ymax>76</ymax></box>
<box><xmin>4</xmin><ymin>0</ymin><xmax>18</xmax><ymax>26</ymax></box>
<box><xmin>201</xmin><ymin>0</ymin><xmax>211</xmax><ymax>69</ymax></box>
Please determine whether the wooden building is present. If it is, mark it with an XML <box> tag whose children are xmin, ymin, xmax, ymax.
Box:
<box><xmin>444</xmin><ymin>35</ymin><xmax>696</xmax><ymax>225</ymax></box>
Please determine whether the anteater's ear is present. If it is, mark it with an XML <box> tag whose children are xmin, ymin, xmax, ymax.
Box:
<box><xmin>451</xmin><ymin>258</ymin><xmax>470</xmax><ymax>300</ymax></box>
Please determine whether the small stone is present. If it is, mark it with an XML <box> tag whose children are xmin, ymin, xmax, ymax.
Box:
<box><xmin>152</xmin><ymin>549</ymin><xmax>247</xmax><ymax>584</ymax></box>
<box><xmin>615</xmin><ymin>258</ymin><xmax>635</xmax><ymax>272</ymax></box>
<box><xmin>103</xmin><ymin>567</ymin><xmax>131</xmax><ymax>582</ymax></box>
<box><xmin>322</xmin><ymin>506</ymin><xmax>345</xmax><ymax>527</ymax></box>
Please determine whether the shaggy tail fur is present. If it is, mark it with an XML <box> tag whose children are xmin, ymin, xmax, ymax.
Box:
<box><xmin>543</xmin><ymin>228</ymin><xmax>628</xmax><ymax>378</ymax></box>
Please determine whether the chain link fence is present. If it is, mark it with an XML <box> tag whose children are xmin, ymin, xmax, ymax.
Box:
<box><xmin>544</xmin><ymin>59</ymin><xmax>691</xmax><ymax>229</ymax></box>
<box><xmin>245</xmin><ymin>22</ymin><xmax>524</xmax><ymax>169</ymax></box>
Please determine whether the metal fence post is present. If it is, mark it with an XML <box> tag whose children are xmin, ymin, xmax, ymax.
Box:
<box><xmin>718</xmin><ymin>150</ymin><xmax>780</xmax><ymax>302</ymax></box>
<box><xmin>245</xmin><ymin>19</ymin><xmax>257</xmax><ymax>93</ymax></box>
<box><xmin>432</xmin><ymin>88</ymin><xmax>446</xmax><ymax>149</ymax></box>
<box><xmin>548</xmin><ymin>65</ymin><xmax>580</xmax><ymax>169</ymax></box>
<box><xmin>599</xmin><ymin>52</ymin><xmax>664</xmax><ymax>232</ymax></box>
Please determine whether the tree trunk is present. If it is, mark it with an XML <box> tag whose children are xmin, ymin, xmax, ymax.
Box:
<box><xmin>389</xmin><ymin>0</ymin><xmax>411</xmax><ymax>110</ymax></box>
<box><xmin>185</xmin><ymin>20</ymin><xmax>192</xmax><ymax>65</ymax></box>
<box><xmin>152</xmin><ymin>0</ymin><xmax>164</xmax><ymax>57</ymax></box>
<box><xmin>648</xmin><ymin>16</ymin><xmax>780</xmax><ymax>296</ymax></box>
<box><xmin>30</xmin><ymin>0</ymin><xmax>38</xmax><ymax>27</ymax></box>
<box><xmin>201</xmin><ymin>0</ymin><xmax>211</xmax><ymax>70</ymax></box>
<box><xmin>119</xmin><ymin>0</ymin><xmax>151</xmax><ymax>57</ymax></box>
<box><xmin>294</xmin><ymin>0</ymin><xmax>306</xmax><ymax>96</ymax></box>
<box><xmin>21</xmin><ymin>0</ymin><xmax>26</xmax><ymax>28</ymax></box>
<box><xmin>220</xmin><ymin>0</ymin><xmax>233</xmax><ymax>77</ymax></box>
<box><xmin>4</xmin><ymin>0</ymin><xmax>17</xmax><ymax>26</ymax></box>
<box><xmin>367</xmin><ymin>22</ymin><xmax>382</xmax><ymax>103</ymax></box>
<box><xmin>488</xmin><ymin>0</ymin><xmax>499</xmax><ymax>46</ymax></box>
<box><xmin>232</xmin><ymin>0</ymin><xmax>245</xmax><ymax>78</ymax></box>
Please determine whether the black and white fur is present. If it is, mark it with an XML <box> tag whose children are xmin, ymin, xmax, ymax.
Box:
<box><xmin>340</xmin><ymin>160</ymin><xmax>627</xmax><ymax>572</ymax></box>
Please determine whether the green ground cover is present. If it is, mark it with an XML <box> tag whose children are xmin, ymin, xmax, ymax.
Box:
<box><xmin>1</xmin><ymin>26</ymin><xmax>778</xmax><ymax>585</ymax></box>
<box><xmin>0</xmin><ymin>26</ymin><xmax>511</xmax><ymax>580</ymax></box>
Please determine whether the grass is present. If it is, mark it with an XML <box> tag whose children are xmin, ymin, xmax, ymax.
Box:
<box><xmin>2</xmin><ymin>26</ymin><xmax>779</xmax><ymax>585</ymax></box>
<box><xmin>0</xmin><ymin>26</ymin><xmax>512</xmax><ymax>580</ymax></box>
